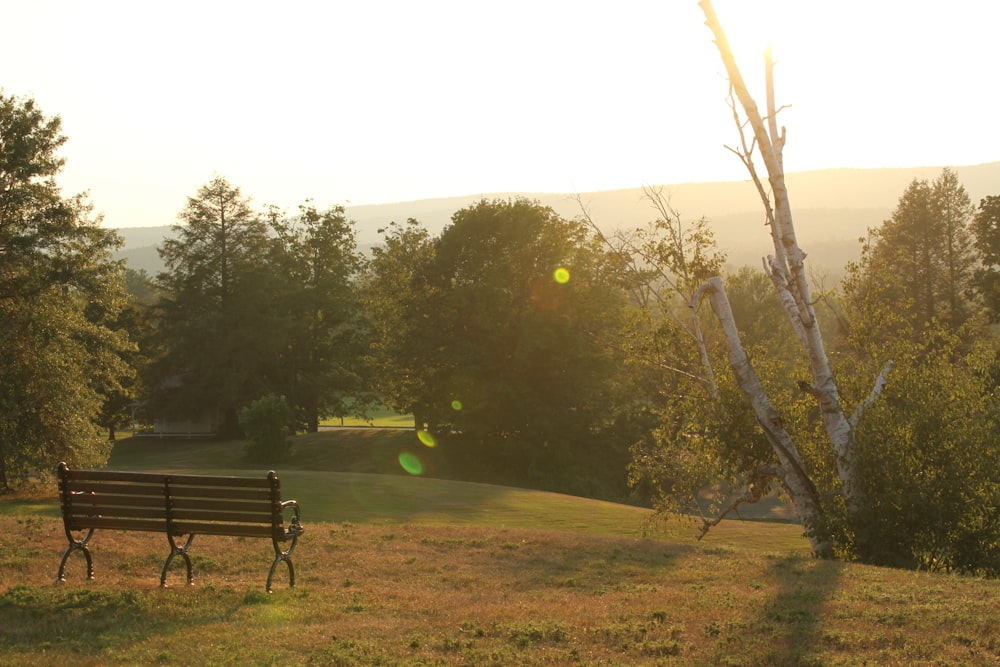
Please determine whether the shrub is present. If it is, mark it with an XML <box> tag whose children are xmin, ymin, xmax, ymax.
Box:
<box><xmin>239</xmin><ymin>394</ymin><xmax>293</xmax><ymax>462</ymax></box>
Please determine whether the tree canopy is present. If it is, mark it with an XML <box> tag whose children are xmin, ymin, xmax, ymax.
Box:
<box><xmin>363</xmin><ymin>199</ymin><xmax>637</xmax><ymax>498</ymax></box>
<box><xmin>0</xmin><ymin>91</ymin><xmax>133</xmax><ymax>489</ymax></box>
<box><xmin>148</xmin><ymin>178</ymin><xmax>369</xmax><ymax>438</ymax></box>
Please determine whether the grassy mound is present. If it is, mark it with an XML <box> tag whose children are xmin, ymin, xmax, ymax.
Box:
<box><xmin>0</xmin><ymin>434</ymin><xmax>997</xmax><ymax>665</ymax></box>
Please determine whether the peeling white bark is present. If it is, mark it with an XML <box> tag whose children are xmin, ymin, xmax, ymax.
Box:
<box><xmin>697</xmin><ymin>0</ymin><xmax>890</xmax><ymax>536</ymax></box>
<box><xmin>695</xmin><ymin>278</ymin><xmax>833</xmax><ymax>556</ymax></box>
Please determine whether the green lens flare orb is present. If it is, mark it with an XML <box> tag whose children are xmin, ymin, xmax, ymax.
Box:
<box><xmin>553</xmin><ymin>267</ymin><xmax>570</xmax><ymax>284</ymax></box>
<box><xmin>451</xmin><ymin>399</ymin><xmax>463</xmax><ymax>411</ymax></box>
<box><xmin>398</xmin><ymin>452</ymin><xmax>424</xmax><ymax>475</ymax></box>
<box><xmin>417</xmin><ymin>429</ymin><xmax>437</xmax><ymax>448</ymax></box>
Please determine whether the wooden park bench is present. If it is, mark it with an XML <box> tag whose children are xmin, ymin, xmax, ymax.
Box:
<box><xmin>56</xmin><ymin>462</ymin><xmax>304</xmax><ymax>592</ymax></box>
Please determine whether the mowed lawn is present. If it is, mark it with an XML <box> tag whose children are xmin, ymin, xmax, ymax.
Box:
<box><xmin>1</xmin><ymin>432</ymin><xmax>998</xmax><ymax>665</ymax></box>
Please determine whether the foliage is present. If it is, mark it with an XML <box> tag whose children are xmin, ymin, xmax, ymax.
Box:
<box><xmin>0</xmin><ymin>92</ymin><xmax>133</xmax><ymax>488</ymax></box>
<box><xmin>841</xmin><ymin>328</ymin><xmax>1000</xmax><ymax>575</ymax></box>
<box><xmin>842</xmin><ymin>168</ymin><xmax>977</xmax><ymax>344</ymax></box>
<box><xmin>972</xmin><ymin>194</ymin><xmax>1000</xmax><ymax>320</ymax></box>
<box><xmin>629</xmin><ymin>264</ymin><xmax>814</xmax><ymax>518</ymax></box>
<box><xmin>239</xmin><ymin>393</ymin><xmax>293</xmax><ymax>462</ymax></box>
<box><xmin>150</xmin><ymin>176</ymin><xmax>274</xmax><ymax>437</ymax></box>
<box><xmin>149</xmin><ymin>180</ymin><xmax>369</xmax><ymax>438</ymax></box>
<box><xmin>358</xmin><ymin>217</ymin><xmax>437</xmax><ymax>423</ymax></box>
<box><xmin>267</xmin><ymin>203</ymin><xmax>371</xmax><ymax>431</ymax></box>
<box><xmin>362</xmin><ymin>200</ymin><xmax>636</xmax><ymax>499</ymax></box>
<box><xmin>820</xmin><ymin>170</ymin><xmax>1000</xmax><ymax>571</ymax></box>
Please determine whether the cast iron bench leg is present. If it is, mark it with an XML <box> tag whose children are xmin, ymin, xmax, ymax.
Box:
<box><xmin>161</xmin><ymin>533</ymin><xmax>195</xmax><ymax>587</ymax></box>
<box><xmin>57</xmin><ymin>528</ymin><xmax>95</xmax><ymax>583</ymax></box>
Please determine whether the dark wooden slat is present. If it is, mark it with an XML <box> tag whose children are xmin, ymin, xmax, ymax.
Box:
<box><xmin>64</xmin><ymin>481</ymin><xmax>164</xmax><ymax>496</ymax></box>
<box><xmin>68</xmin><ymin>517</ymin><xmax>168</xmax><ymax>532</ymax></box>
<box><xmin>63</xmin><ymin>482</ymin><xmax>273</xmax><ymax>502</ymax></box>
<box><xmin>169</xmin><ymin>509</ymin><xmax>273</xmax><ymax>524</ymax></box>
<box><xmin>162</xmin><ymin>486</ymin><xmax>273</xmax><ymax>501</ymax></box>
<box><xmin>170</xmin><ymin>497</ymin><xmax>273</xmax><ymax>513</ymax></box>
<box><xmin>62</xmin><ymin>469</ymin><xmax>274</xmax><ymax>487</ymax></box>
<box><xmin>65</xmin><ymin>506</ymin><xmax>166</xmax><ymax>521</ymax></box>
<box><xmin>62</xmin><ymin>469</ymin><xmax>170</xmax><ymax>484</ymax></box>
<box><xmin>68</xmin><ymin>494</ymin><xmax>165</xmax><ymax>509</ymax></box>
<box><xmin>161</xmin><ymin>473</ymin><xmax>274</xmax><ymax>487</ymax></box>
<box><xmin>171</xmin><ymin>522</ymin><xmax>275</xmax><ymax>538</ymax></box>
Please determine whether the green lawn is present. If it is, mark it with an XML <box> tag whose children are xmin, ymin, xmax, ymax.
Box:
<box><xmin>1</xmin><ymin>434</ymin><xmax>997</xmax><ymax>665</ymax></box>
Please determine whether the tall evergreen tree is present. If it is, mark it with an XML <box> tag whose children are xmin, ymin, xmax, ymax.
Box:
<box><xmin>150</xmin><ymin>176</ymin><xmax>276</xmax><ymax>437</ymax></box>
<box><xmin>971</xmin><ymin>194</ymin><xmax>1000</xmax><ymax>320</ymax></box>
<box><xmin>843</xmin><ymin>168</ymin><xmax>976</xmax><ymax>344</ymax></box>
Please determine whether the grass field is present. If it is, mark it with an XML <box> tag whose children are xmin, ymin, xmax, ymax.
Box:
<box><xmin>1</xmin><ymin>432</ymin><xmax>999</xmax><ymax>665</ymax></box>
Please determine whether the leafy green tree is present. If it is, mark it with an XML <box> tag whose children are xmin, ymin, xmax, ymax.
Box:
<box><xmin>98</xmin><ymin>269</ymin><xmax>160</xmax><ymax>440</ymax></box>
<box><xmin>359</xmin><ymin>218</ymin><xmax>437</xmax><ymax>426</ymax></box>
<box><xmin>393</xmin><ymin>199</ymin><xmax>633</xmax><ymax>497</ymax></box>
<box><xmin>268</xmin><ymin>203</ymin><xmax>370</xmax><ymax>431</ymax></box>
<box><xmin>0</xmin><ymin>92</ymin><xmax>133</xmax><ymax>489</ymax></box>
<box><xmin>150</xmin><ymin>176</ymin><xmax>277</xmax><ymax>437</ymax></box>
<box><xmin>815</xmin><ymin>170</ymin><xmax>1000</xmax><ymax>570</ymax></box>
<box><xmin>848</xmin><ymin>328</ymin><xmax>1000</xmax><ymax>574</ymax></box>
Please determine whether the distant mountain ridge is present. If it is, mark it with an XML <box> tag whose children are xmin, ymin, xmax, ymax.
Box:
<box><xmin>115</xmin><ymin>162</ymin><xmax>1000</xmax><ymax>275</ymax></box>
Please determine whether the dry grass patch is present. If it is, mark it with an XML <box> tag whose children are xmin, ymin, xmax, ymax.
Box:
<box><xmin>2</xmin><ymin>507</ymin><xmax>1000</xmax><ymax>666</ymax></box>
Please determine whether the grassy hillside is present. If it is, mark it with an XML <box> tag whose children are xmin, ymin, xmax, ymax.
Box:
<box><xmin>2</xmin><ymin>436</ymin><xmax>998</xmax><ymax>665</ymax></box>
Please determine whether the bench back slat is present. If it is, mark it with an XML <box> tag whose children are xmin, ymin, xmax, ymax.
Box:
<box><xmin>67</xmin><ymin>516</ymin><xmax>169</xmax><ymax>533</ymax></box>
<box><xmin>170</xmin><ymin>522</ymin><xmax>275</xmax><ymax>538</ymax></box>
<box><xmin>61</xmin><ymin>468</ymin><xmax>273</xmax><ymax>488</ymax></box>
<box><xmin>160</xmin><ymin>486</ymin><xmax>274</xmax><ymax>501</ymax></box>
<box><xmin>64</xmin><ymin>481</ymin><xmax>164</xmax><ymax>497</ymax></box>
<box><xmin>67</xmin><ymin>494</ymin><xmax>165</xmax><ymax>510</ymax></box>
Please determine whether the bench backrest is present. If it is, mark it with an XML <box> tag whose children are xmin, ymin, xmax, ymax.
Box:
<box><xmin>58</xmin><ymin>465</ymin><xmax>286</xmax><ymax>540</ymax></box>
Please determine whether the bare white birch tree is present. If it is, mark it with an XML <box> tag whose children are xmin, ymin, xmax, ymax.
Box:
<box><xmin>692</xmin><ymin>0</ymin><xmax>893</xmax><ymax>556</ymax></box>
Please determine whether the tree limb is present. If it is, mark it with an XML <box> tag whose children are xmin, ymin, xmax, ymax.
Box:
<box><xmin>697</xmin><ymin>466</ymin><xmax>781</xmax><ymax>540</ymax></box>
<box><xmin>849</xmin><ymin>360</ymin><xmax>895</xmax><ymax>429</ymax></box>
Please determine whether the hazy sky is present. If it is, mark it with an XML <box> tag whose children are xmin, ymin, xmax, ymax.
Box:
<box><xmin>4</xmin><ymin>0</ymin><xmax>997</xmax><ymax>228</ymax></box>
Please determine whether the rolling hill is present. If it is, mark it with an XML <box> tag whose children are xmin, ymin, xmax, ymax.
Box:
<box><xmin>115</xmin><ymin>162</ymin><xmax>1000</xmax><ymax>275</ymax></box>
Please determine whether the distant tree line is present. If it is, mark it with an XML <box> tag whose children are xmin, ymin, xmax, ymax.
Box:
<box><xmin>6</xmin><ymin>90</ymin><xmax>1000</xmax><ymax>574</ymax></box>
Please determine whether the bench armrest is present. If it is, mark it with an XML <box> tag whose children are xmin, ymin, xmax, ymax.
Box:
<box><xmin>280</xmin><ymin>500</ymin><xmax>304</xmax><ymax>538</ymax></box>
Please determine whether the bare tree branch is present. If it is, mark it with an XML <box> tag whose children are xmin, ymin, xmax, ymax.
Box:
<box><xmin>697</xmin><ymin>466</ymin><xmax>781</xmax><ymax>540</ymax></box>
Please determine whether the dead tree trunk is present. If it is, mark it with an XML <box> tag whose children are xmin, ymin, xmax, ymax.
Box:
<box><xmin>697</xmin><ymin>0</ymin><xmax>890</xmax><ymax>547</ymax></box>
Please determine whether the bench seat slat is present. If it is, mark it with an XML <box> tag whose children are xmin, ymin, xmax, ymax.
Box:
<box><xmin>64</xmin><ymin>482</ymin><xmax>273</xmax><ymax>502</ymax></box>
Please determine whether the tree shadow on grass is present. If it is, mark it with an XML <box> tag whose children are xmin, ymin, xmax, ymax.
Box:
<box><xmin>709</xmin><ymin>552</ymin><xmax>845</xmax><ymax>665</ymax></box>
